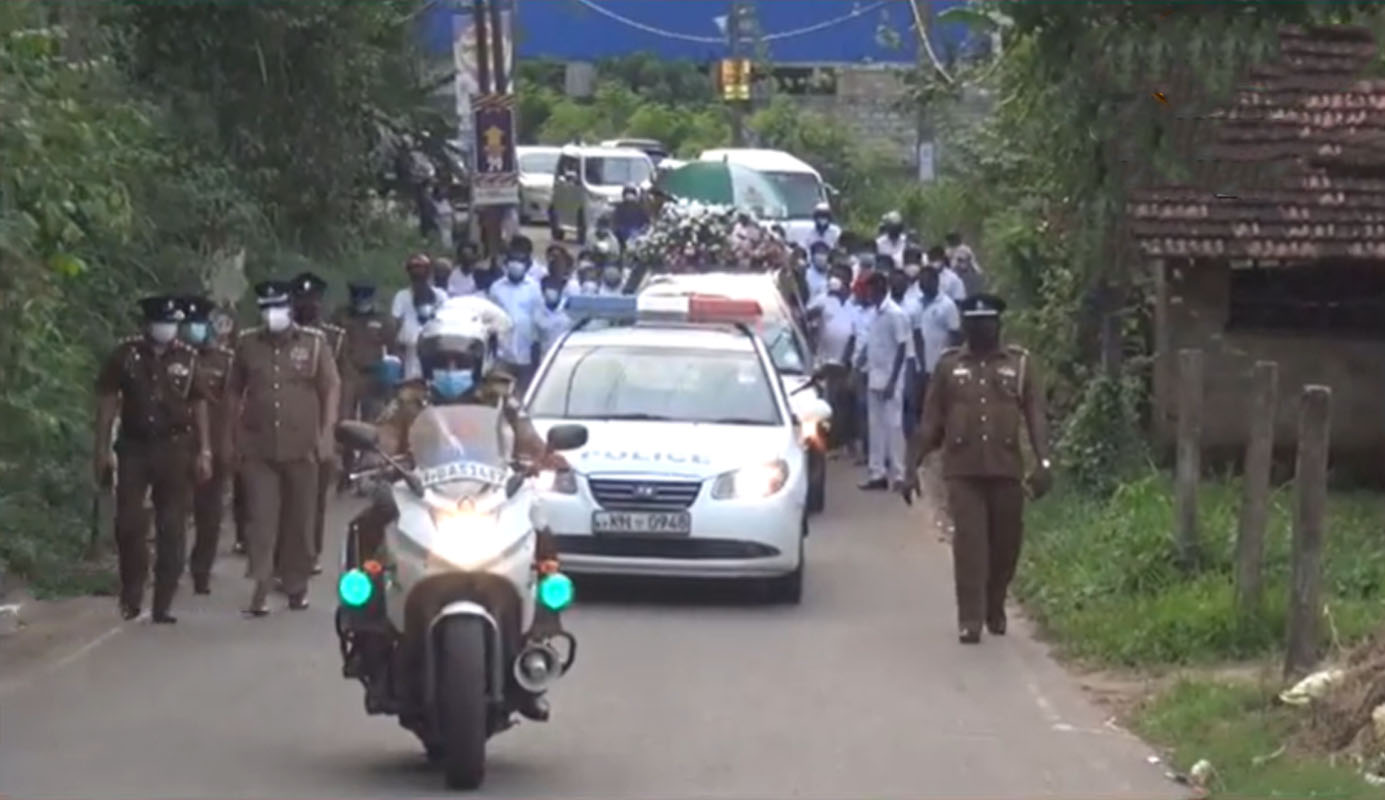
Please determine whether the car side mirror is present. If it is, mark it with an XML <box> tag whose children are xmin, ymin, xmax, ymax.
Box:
<box><xmin>336</xmin><ymin>421</ymin><xmax>380</xmax><ymax>451</ymax></box>
<box><xmin>546</xmin><ymin>423</ymin><xmax>589</xmax><ymax>452</ymax></box>
<box><xmin>824</xmin><ymin>184</ymin><xmax>841</xmax><ymax>198</ymax></box>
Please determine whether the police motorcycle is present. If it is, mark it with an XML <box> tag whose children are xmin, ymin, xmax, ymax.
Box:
<box><xmin>333</xmin><ymin>318</ymin><xmax>588</xmax><ymax>790</ymax></box>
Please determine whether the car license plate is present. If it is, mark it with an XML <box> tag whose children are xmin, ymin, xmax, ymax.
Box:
<box><xmin>591</xmin><ymin>511</ymin><xmax>692</xmax><ymax>535</ymax></box>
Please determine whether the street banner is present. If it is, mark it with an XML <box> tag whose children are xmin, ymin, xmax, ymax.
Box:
<box><xmin>452</xmin><ymin>4</ymin><xmax>514</xmax><ymax>162</ymax></box>
<box><xmin>471</xmin><ymin>93</ymin><xmax>519</xmax><ymax>206</ymax></box>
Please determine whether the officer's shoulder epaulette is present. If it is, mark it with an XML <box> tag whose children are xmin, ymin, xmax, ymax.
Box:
<box><xmin>238</xmin><ymin>326</ymin><xmax>263</xmax><ymax>339</ymax></box>
<box><xmin>322</xmin><ymin>321</ymin><xmax>345</xmax><ymax>333</ymax></box>
<box><xmin>117</xmin><ymin>335</ymin><xmax>141</xmax><ymax>347</ymax></box>
<box><xmin>171</xmin><ymin>339</ymin><xmax>195</xmax><ymax>354</ymax></box>
<box><xmin>298</xmin><ymin>326</ymin><xmax>326</xmax><ymax>339</ymax></box>
<box><xmin>211</xmin><ymin>344</ymin><xmax>235</xmax><ymax>357</ymax></box>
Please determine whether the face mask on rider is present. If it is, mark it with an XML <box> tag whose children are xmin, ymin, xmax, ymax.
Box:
<box><xmin>182</xmin><ymin>322</ymin><xmax>209</xmax><ymax>346</ymax></box>
<box><xmin>148</xmin><ymin>322</ymin><xmax>178</xmax><ymax>344</ymax></box>
<box><xmin>431</xmin><ymin>368</ymin><xmax>475</xmax><ymax>400</ymax></box>
<box><xmin>262</xmin><ymin>307</ymin><xmax>292</xmax><ymax>333</ymax></box>
<box><xmin>506</xmin><ymin>260</ymin><xmax>527</xmax><ymax>281</ymax></box>
<box><xmin>814</xmin><ymin>215</ymin><xmax>830</xmax><ymax>231</ymax></box>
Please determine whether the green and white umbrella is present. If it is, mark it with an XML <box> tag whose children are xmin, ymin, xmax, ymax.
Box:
<box><xmin>655</xmin><ymin>161</ymin><xmax>790</xmax><ymax>219</ymax></box>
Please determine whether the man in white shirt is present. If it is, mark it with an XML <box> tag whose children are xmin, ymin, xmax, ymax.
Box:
<box><xmin>487</xmin><ymin>247</ymin><xmax>544</xmax><ymax>390</ymax></box>
<box><xmin>535</xmin><ymin>275</ymin><xmax>572</xmax><ymax>359</ymax></box>
<box><xmin>804</xmin><ymin>241</ymin><xmax>832</xmax><ymax>300</ymax></box>
<box><xmin>854</xmin><ymin>272</ymin><xmax>910</xmax><ymax>490</ymax></box>
<box><xmin>928</xmin><ymin>245</ymin><xmax>967</xmax><ymax>303</ymax></box>
<box><xmin>596</xmin><ymin>262</ymin><xmax>626</xmax><ymax>296</ymax></box>
<box><xmin>391</xmin><ymin>254</ymin><xmax>450</xmax><ymax>380</ymax></box>
<box><xmin>907</xmin><ymin>264</ymin><xmax>961</xmax><ymax>432</ymax></box>
<box><xmin>875</xmin><ymin>210</ymin><xmax>908</xmax><ymax>269</ymax></box>
<box><xmin>945</xmin><ymin>231</ymin><xmax>986</xmax><ymax>297</ymax></box>
<box><xmin>446</xmin><ymin>242</ymin><xmax>482</xmax><ymax>297</ymax></box>
<box><xmin>807</xmin><ymin>266</ymin><xmax>858</xmax><ymax>452</ymax></box>
<box><xmin>800</xmin><ymin>202</ymin><xmax>842</xmax><ymax>251</ymax></box>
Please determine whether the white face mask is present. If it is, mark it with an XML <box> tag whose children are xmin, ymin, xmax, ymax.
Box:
<box><xmin>262</xmin><ymin>307</ymin><xmax>292</xmax><ymax>332</ymax></box>
<box><xmin>580</xmin><ymin>280</ymin><xmax>598</xmax><ymax>294</ymax></box>
<box><xmin>827</xmin><ymin>277</ymin><xmax>844</xmax><ymax>293</ymax></box>
<box><xmin>543</xmin><ymin>288</ymin><xmax>561</xmax><ymax>305</ymax></box>
<box><xmin>147</xmin><ymin>322</ymin><xmax>178</xmax><ymax>344</ymax></box>
<box><xmin>811</xmin><ymin>253</ymin><xmax>829</xmax><ymax>269</ymax></box>
<box><xmin>506</xmin><ymin>261</ymin><xmax>527</xmax><ymax>280</ymax></box>
<box><xmin>904</xmin><ymin>264</ymin><xmax>921</xmax><ymax>278</ymax></box>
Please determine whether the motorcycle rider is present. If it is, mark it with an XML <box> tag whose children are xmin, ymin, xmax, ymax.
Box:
<box><xmin>347</xmin><ymin>298</ymin><xmax>565</xmax><ymax>722</ymax></box>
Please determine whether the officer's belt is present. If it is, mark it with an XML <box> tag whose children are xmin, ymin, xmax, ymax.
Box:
<box><xmin>119</xmin><ymin>425</ymin><xmax>192</xmax><ymax>443</ymax></box>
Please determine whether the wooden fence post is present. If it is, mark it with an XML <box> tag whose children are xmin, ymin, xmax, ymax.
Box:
<box><xmin>1284</xmin><ymin>384</ymin><xmax>1331</xmax><ymax>681</ymax></box>
<box><xmin>1174</xmin><ymin>349</ymin><xmax>1204</xmax><ymax>568</ymax></box>
<box><xmin>1235</xmin><ymin>361</ymin><xmax>1278</xmax><ymax>617</ymax></box>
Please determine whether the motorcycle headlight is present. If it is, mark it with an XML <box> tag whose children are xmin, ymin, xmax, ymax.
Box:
<box><xmin>710</xmin><ymin>459</ymin><xmax>789</xmax><ymax>500</ymax></box>
<box><xmin>426</xmin><ymin>497</ymin><xmax>502</xmax><ymax>568</ymax></box>
<box><xmin>535</xmin><ymin>468</ymin><xmax>578</xmax><ymax>495</ymax></box>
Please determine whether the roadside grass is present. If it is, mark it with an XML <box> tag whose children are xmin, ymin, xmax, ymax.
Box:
<box><xmin>1017</xmin><ymin>470</ymin><xmax>1385</xmax><ymax>796</ymax></box>
<box><xmin>1015</xmin><ymin>471</ymin><xmax>1385</xmax><ymax>667</ymax></box>
<box><xmin>1133</xmin><ymin>679</ymin><xmax>1376</xmax><ymax>799</ymax></box>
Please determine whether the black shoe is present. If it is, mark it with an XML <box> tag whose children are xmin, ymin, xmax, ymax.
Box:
<box><xmin>515</xmin><ymin>694</ymin><xmax>550</xmax><ymax>722</ymax></box>
<box><xmin>193</xmin><ymin>577</ymin><xmax>210</xmax><ymax>595</ymax></box>
<box><xmin>311</xmin><ymin>562</ymin><xmax>323</xmax><ymax>576</ymax></box>
<box><xmin>288</xmin><ymin>593</ymin><xmax>310</xmax><ymax>611</ymax></box>
<box><xmin>986</xmin><ymin>616</ymin><xmax>1007</xmax><ymax>636</ymax></box>
<box><xmin>152</xmin><ymin>611</ymin><xmax>177</xmax><ymax>624</ymax></box>
<box><xmin>857</xmin><ymin>477</ymin><xmax>888</xmax><ymax>491</ymax></box>
<box><xmin>120</xmin><ymin>604</ymin><xmax>141</xmax><ymax>621</ymax></box>
<box><xmin>959</xmin><ymin>626</ymin><xmax>981</xmax><ymax>644</ymax></box>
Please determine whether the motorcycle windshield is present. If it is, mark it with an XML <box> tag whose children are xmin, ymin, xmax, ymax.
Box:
<box><xmin>408</xmin><ymin>405</ymin><xmax>510</xmax><ymax>501</ymax></box>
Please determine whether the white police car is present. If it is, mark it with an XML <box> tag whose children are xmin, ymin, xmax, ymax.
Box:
<box><xmin>637</xmin><ymin>272</ymin><xmax>832</xmax><ymax>514</ymax></box>
<box><xmin>523</xmin><ymin>293</ymin><xmax>810</xmax><ymax>603</ymax></box>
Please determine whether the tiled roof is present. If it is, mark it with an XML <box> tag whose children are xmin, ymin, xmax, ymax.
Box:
<box><xmin>1129</xmin><ymin>25</ymin><xmax>1385</xmax><ymax>260</ymax></box>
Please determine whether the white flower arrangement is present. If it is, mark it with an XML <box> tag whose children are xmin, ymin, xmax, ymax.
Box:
<box><xmin>629</xmin><ymin>198</ymin><xmax>792</xmax><ymax>272</ymax></box>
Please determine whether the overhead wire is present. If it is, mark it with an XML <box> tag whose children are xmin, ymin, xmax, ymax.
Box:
<box><xmin>571</xmin><ymin>0</ymin><xmax>896</xmax><ymax>46</ymax></box>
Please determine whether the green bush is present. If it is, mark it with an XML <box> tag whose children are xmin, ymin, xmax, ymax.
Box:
<box><xmin>1016</xmin><ymin>472</ymin><xmax>1385</xmax><ymax>666</ymax></box>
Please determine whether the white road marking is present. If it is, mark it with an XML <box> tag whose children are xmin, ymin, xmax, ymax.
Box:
<box><xmin>0</xmin><ymin>619</ymin><xmax>129</xmax><ymax>700</ymax></box>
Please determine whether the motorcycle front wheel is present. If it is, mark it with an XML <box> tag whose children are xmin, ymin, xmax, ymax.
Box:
<box><xmin>437</xmin><ymin>617</ymin><xmax>489</xmax><ymax>789</ymax></box>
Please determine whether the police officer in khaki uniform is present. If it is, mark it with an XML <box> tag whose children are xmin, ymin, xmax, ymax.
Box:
<box><xmin>904</xmin><ymin>294</ymin><xmax>1052</xmax><ymax>644</ymax></box>
<box><xmin>94</xmin><ymin>296</ymin><xmax>213</xmax><ymax>622</ymax></box>
<box><xmin>224</xmin><ymin>280</ymin><xmax>341</xmax><ymax>615</ymax></box>
<box><xmin>332</xmin><ymin>282</ymin><xmax>395</xmax><ymax>423</ymax></box>
<box><xmin>179</xmin><ymin>295</ymin><xmax>236</xmax><ymax>595</ymax></box>
<box><xmin>288</xmin><ymin>272</ymin><xmax>346</xmax><ymax>572</ymax></box>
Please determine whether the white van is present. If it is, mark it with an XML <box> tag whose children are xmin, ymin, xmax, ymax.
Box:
<box><xmin>549</xmin><ymin>144</ymin><xmax>655</xmax><ymax>244</ymax></box>
<box><xmin>697</xmin><ymin>148</ymin><xmax>830</xmax><ymax>243</ymax></box>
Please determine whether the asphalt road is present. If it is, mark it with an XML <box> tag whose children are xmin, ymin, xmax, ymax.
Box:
<box><xmin>0</xmin><ymin>463</ymin><xmax>1184</xmax><ymax>800</ymax></box>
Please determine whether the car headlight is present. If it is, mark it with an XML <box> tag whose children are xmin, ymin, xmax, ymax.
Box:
<box><xmin>710</xmin><ymin>459</ymin><xmax>789</xmax><ymax>500</ymax></box>
<box><xmin>535</xmin><ymin>468</ymin><xmax>578</xmax><ymax>495</ymax></box>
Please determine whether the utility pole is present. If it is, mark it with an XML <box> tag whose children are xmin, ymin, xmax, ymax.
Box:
<box><xmin>728</xmin><ymin>0</ymin><xmax>746</xmax><ymax>146</ymax></box>
<box><xmin>488</xmin><ymin>0</ymin><xmax>507</xmax><ymax>93</ymax></box>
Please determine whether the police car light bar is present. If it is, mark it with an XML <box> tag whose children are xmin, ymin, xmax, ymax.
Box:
<box><xmin>564</xmin><ymin>294</ymin><xmax>761</xmax><ymax>324</ymax></box>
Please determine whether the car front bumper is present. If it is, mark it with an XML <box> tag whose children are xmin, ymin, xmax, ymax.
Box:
<box><xmin>540</xmin><ymin>475</ymin><xmax>805</xmax><ymax>579</ymax></box>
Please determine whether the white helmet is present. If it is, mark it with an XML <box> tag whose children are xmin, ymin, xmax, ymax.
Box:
<box><xmin>418</xmin><ymin>296</ymin><xmax>511</xmax><ymax>380</ymax></box>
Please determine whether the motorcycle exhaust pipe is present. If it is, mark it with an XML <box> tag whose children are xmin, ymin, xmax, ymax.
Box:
<box><xmin>512</xmin><ymin>642</ymin><xmax>563</xmax><ymax>693</ymax></box>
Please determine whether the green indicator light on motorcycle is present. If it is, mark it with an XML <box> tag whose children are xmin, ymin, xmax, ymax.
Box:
<box><xmin>538</xmin><ymin>572</ymin><xmax>574</xmax><ymax>611</ymax></box>
<box><xmin>339</xmin><ymin>569</ymin><xmax>373</xmax><ymax>607</ymax></box>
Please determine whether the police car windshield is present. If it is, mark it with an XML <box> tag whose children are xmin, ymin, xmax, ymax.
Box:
<box><xmin>528</xmin><ymin>345</ymin><xmax>781</xmax><ymax>425</ymax></box>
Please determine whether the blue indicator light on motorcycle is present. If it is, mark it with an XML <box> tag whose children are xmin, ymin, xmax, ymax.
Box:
<box><xmin>339</xmin><ymin>568</ymin><xmax>373</xmax><ymax>607</ymax></box>
<box><xmin>538</xmin><ymin>572</ymin><xmax>575</xmax><ymax>611</ymax></box>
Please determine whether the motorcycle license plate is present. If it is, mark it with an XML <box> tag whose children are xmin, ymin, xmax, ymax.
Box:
<box><xmin>591</xmin><ymin>511</ymin><xmax>692</xmax><ymax>535</ymax></box>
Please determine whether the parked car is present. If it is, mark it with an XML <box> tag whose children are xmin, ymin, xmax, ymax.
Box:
<box><xmin>517</xmin><ymin>145</ymin><xmax>562</xmax><ymax>224</ymax></box>
<box><xmin>549</xmin><ymin>145</ymin><xmax>656</xmax><ymax>244</ymax></box>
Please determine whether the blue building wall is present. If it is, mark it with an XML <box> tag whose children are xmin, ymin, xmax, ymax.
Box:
<box><xmin>420</xmin><ymin>0</ymin><xmax>977</xmax><ymax>65</ymax></box>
